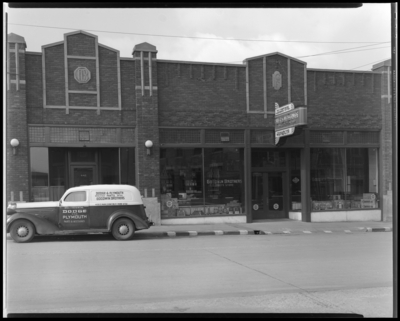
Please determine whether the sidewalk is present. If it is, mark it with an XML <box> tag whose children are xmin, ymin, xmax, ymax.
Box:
<box><xmin>137</xmin><ymin>219</ymin><xmax>393</xmax><ymax>238</ymax></box>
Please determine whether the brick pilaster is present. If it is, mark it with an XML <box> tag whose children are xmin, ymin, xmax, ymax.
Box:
<box><xmin>7</xmin><ymin>33</ymin><xmax>30</xmax><ymax>203</ymax></box>
<box><xmin>132</xmin><ymin>43</ymin><xmax>160</xmax><ymax>199</ymax></box>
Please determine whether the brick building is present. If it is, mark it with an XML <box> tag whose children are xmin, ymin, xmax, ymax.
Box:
<box><xmin>6</xmin><ymin>31</ymin><xmax>393</xmax><ymax>225</ymax></box>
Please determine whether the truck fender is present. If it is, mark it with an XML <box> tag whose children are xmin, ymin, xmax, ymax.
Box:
<box><xmin>7</xmin><ymin>213</ymin><xmax>60</xmax><ymax>235</ymax></box>
<box><xmin>107</xmin><ymin>209</ymin><xmax>149</xmax><ymax>231</ymax></box>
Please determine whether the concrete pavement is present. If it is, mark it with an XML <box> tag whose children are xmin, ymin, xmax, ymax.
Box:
<box><xmin>137</xmin><ymin>219</ymin><xmax>393</xmax><ymax>239</ymax></box>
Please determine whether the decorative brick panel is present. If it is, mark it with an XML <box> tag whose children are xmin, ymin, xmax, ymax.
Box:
<box><xmin>26</xmin><ymin>54</ymin><xmax>43</xmax><ymax>108</ymax></box>
<box><xmin>99</xmin><ymin>46</ymin><xmax>119</xmax><ymax>107</ymax></box>
<box><xmin>205</xmin><ymin>129</ymin><xmax>244</xmax><ymax>144</ymax></box>
<box><xmin>159</xmin><ymin>129</ymin><xmax>201</xmax><ymax>143</ymax></box>
<box><xmin>29</xmin><ymin>127</ymin><xmax>46</xmax><ymax>142</ymax></box>
<box><xmin>66</xmin><ymin>33</ymin><xmax>96</xmax><ymax>57</ymax></box>
<box><xmin>45</xmin><ymin>44</ymin><xmax>65</xmax><ymax>106</ymax></box>
<box><xmin>68</xmin><ymin>59</ymin><xmax>97</xmax><ymax>91</ymax></box>
<box><xmin>120</xmin><ymin>60</ymin><xmax>136</xmax><ymax>110</ymax></box>
<box><xmin>49</xmin><ymin>127</ymin><xmax>118</xmax><ymax>143</ymax></box>
<box><xmin>121</xmin><ymin>128</ymin><xmax>135</xmax><ymax>143</ymax></box>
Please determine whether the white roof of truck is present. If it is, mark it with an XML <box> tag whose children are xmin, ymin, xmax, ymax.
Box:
<box><xmin>67</xmin><ymin>184</ymin><xmax>140</xmax><ymax>192</ymax></box>
<box><xmin>64</xmin><ymin>185</ymin><xmax>143</xmax><ymax>204</ymax></box>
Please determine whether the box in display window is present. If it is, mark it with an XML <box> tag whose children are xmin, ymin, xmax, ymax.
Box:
<box><xmin>312</xmin><ymin>201</ymin><xmax>333</xmax><ymax>211</ymax></box>
<box><xmin>361</xmin><ymin>199</ymin><xmax>376</xmax><ymax>208</ymax></box>
<box><xmin>292</xmin><ymin>202</ymin><xmax>302</xmax><ymax>210</ymax></box>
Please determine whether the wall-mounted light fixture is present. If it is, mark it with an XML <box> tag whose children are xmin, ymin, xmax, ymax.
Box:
<box><xmin>10</xmin><ymin>139</ymin><xmax>19</xmax><ymax>155</ymax></box>
<box><xmin>145</xmin><ymin>140</ymin><xmax>153</xmax><ymax>156</ymax></box>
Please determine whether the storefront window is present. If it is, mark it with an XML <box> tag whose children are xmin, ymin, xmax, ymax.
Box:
<box><xmin>160</xmin><ymin>148</ymin><xmax>204</xmax><ymax>217</ymax></box>
<box><xmin>99</xmin><ymin>148</ymin><xmax>119</xmax><ymax>184</ymax></box>
<box><xmin>120</xmin><ymin>148</ymin><xmax>135</xmax><ymax>185</ymax></box>
<box><xmin>311</xmin><ymin>148</ymin><xmax>379</xmax><ymax>210</ymax></box>
<box><xmin>204</xmin><ymin>148</ymin><xmax>245</xmax><ymax>215</ymax></box>
<box><xmin>252</xmin><ymin>148</ymin><xmax>286</xmax><ymax>167</ymax></box>
<box><xmin>346</xmin><ymin>148</ymin><xmax>379</xmax><ymax>209</ymax></box>
<box><xmin>31</xmin><ymin>147</ymin><xmax>49</xmax><ymax>201</ymax></box>
<box><xmin>160</xmin><ymin>148</ymin><xmax>245</xmax><ymax>217</ymax></box>
<box><xmin>49</xmin><ymin>148</ymin><xmax>67</xmax><ymax>201</ymax></box>
<box><xmin>289</xmin><ymin>149</ymin><xmax>301</xmax><ymax>210</ymax></box>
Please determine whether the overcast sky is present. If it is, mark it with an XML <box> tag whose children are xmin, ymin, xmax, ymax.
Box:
<box><xmin>5</xmin><ymin>4</ymin><xmax>392</xmax><ymax>71</ymax></box>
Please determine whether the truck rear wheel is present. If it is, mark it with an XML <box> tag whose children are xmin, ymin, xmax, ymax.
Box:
<box><xmin>111</xmin><ymin>218</ymin><xmax>135</xmax><ymax>240</ymax></box>
<box><xmin>10</xmin><ymin>219</ymin><xmax>36</xmax><ymax>243</ymax></box>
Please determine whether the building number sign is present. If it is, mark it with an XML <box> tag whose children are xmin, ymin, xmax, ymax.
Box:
<box><xmin>74</xmin><ymin>67</ymin><xmax>91</xmax><ymax>83</ymax></box>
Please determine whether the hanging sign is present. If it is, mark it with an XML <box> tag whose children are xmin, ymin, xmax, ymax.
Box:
<box><xmin>275</xmin><ymin>102</ymin><xmax>307</xmax><ymax>146</ymax></box>
<box><xmin>275</xmin><ymin>102</ymin><xmax>294</xmax><ymax>116</ymax></box>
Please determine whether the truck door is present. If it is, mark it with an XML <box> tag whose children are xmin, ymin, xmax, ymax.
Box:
<box><xmin>59</xmin><ymin>190</ymin><xmax>90</xmax><ymax>230</ymax></box>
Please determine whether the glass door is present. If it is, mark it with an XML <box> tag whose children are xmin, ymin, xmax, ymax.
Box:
<box><xmin>252</xmin><ymin>172</ymin><xmax>286</xmax><ymax>220</ymax></box>
<box><xmin>266</xmin><ymin>172</ymin><xmax>285</xmax><ymax>218</ymax></box>
<box><xmin>71</xmin><ymin>166</ymin><xmax>97</xmax><ymax>187</ymax></box>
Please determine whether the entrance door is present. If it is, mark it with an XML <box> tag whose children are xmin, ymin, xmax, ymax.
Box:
<box><xmin>252</xmin><ymin>172</ymin><xmax>286</xmax><ymax>220</ymax></box>
<box><xmin>71</xmin><ymin>166</ymin><xmax>97</xmax><ymax>187</ymax></box>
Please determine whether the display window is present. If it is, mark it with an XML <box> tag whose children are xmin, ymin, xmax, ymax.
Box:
<box><xmin>30</xmin><ymin>147</ymin><xmax>135</xmax><ymax>202</ymax></box>
<box><xmin>310</xmin><ymin>148</ymin><xmax>379</xmax><ymax>210</ymax></box>
<box><xmin>160</xmin><ymin>148</ymin><xmax>245</xmax><ymax>218</ymax></box>
<box><xmin>31</xmin><ymin>147</ymin><xmax>50</xmax><ymax>202</ymax></box>
<box><xmin>289</xmin><ymin>149</ymin><xmax>302</xmax><ymax>211</ymax></box>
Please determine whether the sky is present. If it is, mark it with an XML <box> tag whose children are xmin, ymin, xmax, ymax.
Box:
<box><xmin>4</xmin><ymin>4</ymin><xmax>393</xmax><ymax>71</ymax></box>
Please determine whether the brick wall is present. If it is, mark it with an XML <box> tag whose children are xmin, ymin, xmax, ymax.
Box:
<box><xmin>158</xmin><ymin>62</ymin><xmax>247</xmax><ymax>127</ymax></box>
<box><xmin>44</xmin><ymin>44</ymin><xmax>65</xmax><ymax>106</ymax></box>
<box><xmin>27</xmin><ymin>32</ymin><xmax>135</xmax><ymax>127</ymax></box>
<box><xmin>307</xmin><ymin>70</ymin><xmax>382</xmax><ymax>129</ymax></box>
<box><xmin>99</xmin><ymin>46</ymin><xmax>119</xmax><ymax>107</ymax></box>
<box><xmin>7</xmin><ymin>40</ymin><xmax>30</xmax><ymax>202</ymax></box>
<box><xmin>134</xmin><ymin>49</ymin><xmax>160</xmax><ymax>198</ymax></box>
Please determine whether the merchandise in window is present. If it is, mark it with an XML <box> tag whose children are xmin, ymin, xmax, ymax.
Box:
<box><xmin>160</xmin><ymin>148</ymin><xmax>245</xmax><ymax>217</ymax></box>
<box><xmin>204</xmin><ymin>148</ymin><xmax>245</xmax><ymax>215</ymax></box>
<box><xmin>289</xmin><ymin>149</ymin><xmax>302</xmax><ymax>210</ymax></box>
<box><xmin>310</xmin><ymin>148</ymin><xmax>379</xmax><ymax>210</ymax></box>
<box><xmin>160</xmin><ymin>148</ymin><xmax>204</xmax><ymax>217</ymax></box>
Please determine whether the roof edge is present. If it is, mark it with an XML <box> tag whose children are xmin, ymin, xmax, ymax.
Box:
<box><xmin>244</xmin><ymin>52</ymin><xmax>307</xmax><ymax>65</ymax></box>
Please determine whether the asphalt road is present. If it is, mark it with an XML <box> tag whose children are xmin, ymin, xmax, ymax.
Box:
<box><xmin>5</xmin><ymin>232</ymin><xmax>393</xmax><ymax>317</ymax></box>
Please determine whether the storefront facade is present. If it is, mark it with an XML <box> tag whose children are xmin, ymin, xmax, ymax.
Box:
<box><xmin>6</xmin><ymin>31</ymin><xmax>393</xmax><ymax>224</ymax></box>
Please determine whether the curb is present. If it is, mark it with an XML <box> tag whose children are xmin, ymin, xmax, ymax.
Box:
<box><xmin>365</xmin><ymin>227</ymin><xmax>392</xmax><ymax>232</ymax></box>
<box><xmin>141</xmin><ymin>227</ymin><xmax>392</xmax><ymax>238</ymax></box>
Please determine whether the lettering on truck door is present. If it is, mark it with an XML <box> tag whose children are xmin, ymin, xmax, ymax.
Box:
<box><xmin>59</xmin><ymin>190</ymin><xmax>90</xmax><ymax>229</ymax></box>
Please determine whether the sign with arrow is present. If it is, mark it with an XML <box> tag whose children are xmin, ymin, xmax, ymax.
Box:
<box><xmin>274</xmin><ymin>102</ymin><xmax>307</xmax><ymax>145</ymax></box>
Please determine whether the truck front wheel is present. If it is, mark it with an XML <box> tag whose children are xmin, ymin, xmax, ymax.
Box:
<box><xmin>10</xmin><ymin>219</ymin><xmax>36</xmax><ymax>243</ymax></box>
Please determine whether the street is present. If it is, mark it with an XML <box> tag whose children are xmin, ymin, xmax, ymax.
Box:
<box><xmin>5</xmin><ymin>232</ymin><xmax>393</xmax><ymax>317</ymax></box>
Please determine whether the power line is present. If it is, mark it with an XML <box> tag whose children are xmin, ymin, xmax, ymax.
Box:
<box><xmin>296</xmin><ymin>42</ymin><xmax>390</xmax><ymax>59</ymax></box>
<box><xmin>223</xmin><ymin>45</ymin><xmax>390</xmax><ymax>64</ymax></box>
<box><xmin>297</xmin><ymin>46</ymin><xmax>390</xmax><ymax>59</ymax></box>
<box><xmin>350</xmin><ymin>57</ymin><xmax>391</xmax><ymax>70</ymax></box>
<box><xmin>8</xmin><ymin>22</ymin><xmax>389</xmax><ymax>44</ymax></box>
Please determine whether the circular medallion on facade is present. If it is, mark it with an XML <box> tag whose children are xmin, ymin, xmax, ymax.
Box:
<box><xmin>74</xmin><ymin>67</ymin><xmax>91</xmax><ymax>83</ymax></box>
<box><xmin>273</xmin><ymin>203</ymin><xmax>279</xmax><ymax>210</ymax></box>
<box><xmin>166</xmin><ymin>200</ymin><xmax>173</xmax><ymax>208</ymax></box>
<box><xmin>292</xmin><ymin>177</ymin><xmax>300</xmax><ymax>184</ymax></box>
<box><xmin>253</xmin><ymin>204</ymin><xmax>259</xmax><ymax>210</ymax></box>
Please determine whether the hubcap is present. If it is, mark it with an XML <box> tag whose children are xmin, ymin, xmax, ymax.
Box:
<box><xmin>119</xmin><ymin>225</ymin><xmax>129</xmax><ymax>235</ymax></box>
<box><xmin>17</xmin><ymin>226</ymin><xmax>29</xmax><ymax>237</ymax></box>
